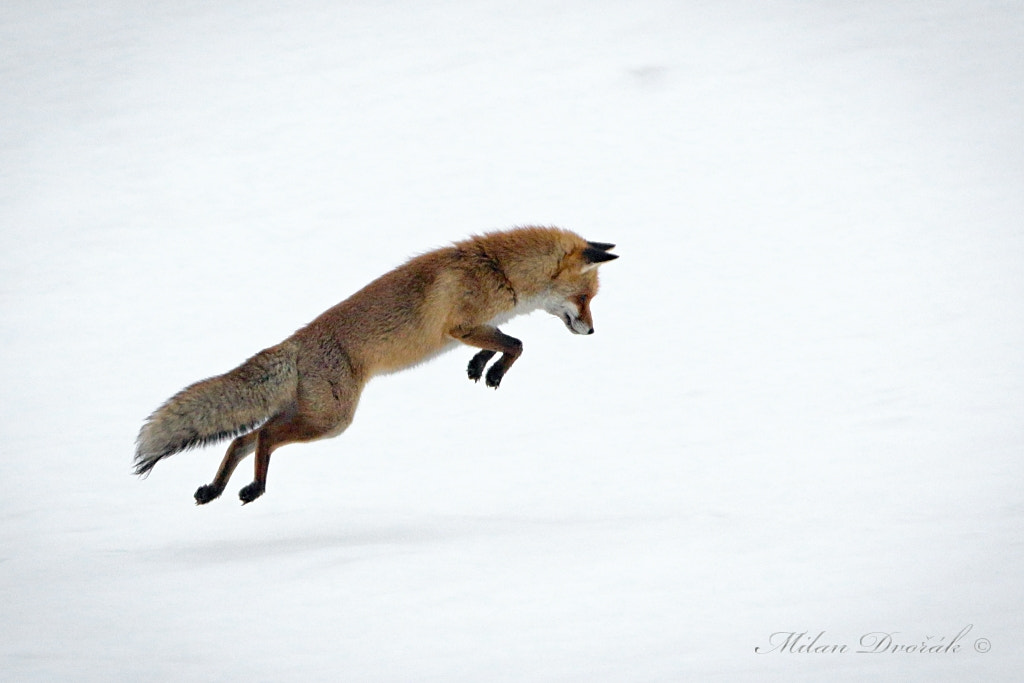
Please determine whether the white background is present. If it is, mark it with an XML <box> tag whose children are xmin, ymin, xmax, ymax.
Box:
<box><xmin>2</xmin><ymin>1</ymin><xmax>1022</xmax><ymax>680</ymax></box>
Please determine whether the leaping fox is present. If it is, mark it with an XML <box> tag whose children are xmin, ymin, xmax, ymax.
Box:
<box><xmin>134</xmin><ymin>226</ymin><xmax>618</xmax><ymax>504</ymax></box>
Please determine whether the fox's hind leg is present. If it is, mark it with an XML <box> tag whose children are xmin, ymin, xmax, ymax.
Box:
<box><xmin>238</xmin><ymin>375</ymin><xmax>360</xmax><ymax>504</ymax></box>
<box><xmin>194</xmin><ymin>431</ymin><xmax>259</xmax><ymax>504</ymax></box>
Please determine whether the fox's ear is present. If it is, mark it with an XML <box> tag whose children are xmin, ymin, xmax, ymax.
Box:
<box><xmin>583</xmin><ymin>246</ymin><xmax>619</xmax><ymax>265</ymax></box>
<box><xmin>580</xmin><ymin>245</ymin><xmax>619</xmax><ymax>272</ymax></box>
<box><xmin>587</xmin><ymin>241</ymin><xmax>616</xmax><ymax>252</ymax></box>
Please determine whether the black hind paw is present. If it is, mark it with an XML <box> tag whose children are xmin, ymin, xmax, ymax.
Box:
<box><xmin>239</xmin><ymin>481</ymin><xmax>265</xmax><ymax>504</ymax></box>
<box><xmin>467</xmin><ymin>350</ymin><xmax>496</xmax><ymax>382</ymax></box>
<box><xmin>194</xmin><ymin>484</ymin><xmax>223</xmax><ymax>505</ymax></box>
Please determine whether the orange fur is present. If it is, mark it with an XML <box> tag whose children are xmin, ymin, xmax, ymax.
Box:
<box><xmin>135</xmin><ymin>226</ymin><xmax>617</xmax><ymax>504</ymax></box>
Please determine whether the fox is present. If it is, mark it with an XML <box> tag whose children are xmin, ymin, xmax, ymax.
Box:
<box><xmin>134</xmin><ymin>226</ymin><xmax>618</xmax><ymax>504</ymax></box>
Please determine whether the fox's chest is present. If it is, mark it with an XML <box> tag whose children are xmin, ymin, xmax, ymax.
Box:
<box><xmin>487</xmin><ymin>294</ymin><xmax>544</xmax><ymax>328</ymax></box>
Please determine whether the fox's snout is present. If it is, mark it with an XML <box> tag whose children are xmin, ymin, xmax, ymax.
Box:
<box><xmin>548</xmin><ymin>296</ymin><xmax>595</xmax><ymax>335</ymax></box>
<box><xmin>563</xmin><ymin>311</ymin><xmax>594</xmax><ymax>335</ymax></box>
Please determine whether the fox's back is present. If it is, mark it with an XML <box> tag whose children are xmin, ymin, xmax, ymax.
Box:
<box><xmin>289</xmin><ymin>227</ymin><xmax>584</xmax><ymax>379</ymax></box>
<box><xmin>291</xmin><ymin>248</ymin><xmax>491</xmax><ymax>377</ymax></box>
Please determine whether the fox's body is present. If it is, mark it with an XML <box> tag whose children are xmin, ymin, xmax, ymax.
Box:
<box><xmin>135</xmin><ymin>226</ymin><xmax>617</xmax><ymax>504</ymax></box>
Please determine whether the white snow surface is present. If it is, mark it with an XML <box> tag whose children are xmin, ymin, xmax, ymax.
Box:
<box><xmin>2</xmin><ymin>1</ymin><xmax>1023</xmax><ymax>680</ymax></box>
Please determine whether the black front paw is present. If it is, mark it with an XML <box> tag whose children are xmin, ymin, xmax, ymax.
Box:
<box><xmin>485</xmin><ymin>363</ymin><xmax>506</xmax><ymax>388</ymax></box>
<box><xmin>467</xmin><ymin>350</ymin><xmax>496</xmax><ymax>382</ymax></box>
<box><xmin>194</xmin><ymin>484</ymin><xmax>223</xmax><ymax>505</ymax></box>
<box><xmin>239</xmin><ymin>481</ymin><xmax>265</xmax><ymax>504</ymax></box>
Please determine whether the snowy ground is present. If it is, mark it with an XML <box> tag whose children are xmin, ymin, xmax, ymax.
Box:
<box><xmin>2</xmin><ymin>1</ymin><xmax>1022</xmax><ymax>680</ymax></box>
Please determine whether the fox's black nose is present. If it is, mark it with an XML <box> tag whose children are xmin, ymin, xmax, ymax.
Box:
<box><xmin>586</xmin><ymin>327</ymin><xmax>594</xmax><ymax>335</ymax></box>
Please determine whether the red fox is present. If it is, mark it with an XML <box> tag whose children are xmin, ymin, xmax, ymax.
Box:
<box><xmin>135</xmin><ymin>226</ymin><xmax>617</xmax><ymax>504</ymax></box>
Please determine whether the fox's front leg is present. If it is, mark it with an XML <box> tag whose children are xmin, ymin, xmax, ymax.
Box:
<box><xmin>467</xmin><ymin>350</ymin><xmax>496</xmax><ymax>382</ymax></box>
<box><xmin>453</xmin><ymin>325</ymin><xmax>523</xmax><ymax>388</ymax></box>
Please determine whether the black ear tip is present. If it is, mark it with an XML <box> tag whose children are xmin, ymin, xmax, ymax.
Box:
<box><xmin>587</xmin><ymin>241</ymin><xmax>616</xmax><ymax>251</ymax></box>
<box><xmin>582</xmin><ymin>246</ymin><xmax>620</xmax><ymax>265</ymax></box>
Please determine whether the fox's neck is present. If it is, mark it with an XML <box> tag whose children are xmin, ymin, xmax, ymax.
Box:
<box><xmin>468</xmin><ymin>226</ymin><xmax>580</xmax><ymax>300</ymax></box>
<box><xmin>498</xmin><ymin>253</ymin><xmax>561</xmax><ymax>300</ymax></box>
<box><xmin>473</xmin><ymin>245</ymin><xmax>562</xmax><ymax>299</ymax></box>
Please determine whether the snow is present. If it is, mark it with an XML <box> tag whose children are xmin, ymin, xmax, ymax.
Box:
<box><xmin>2</xmin><ymin>0</ymin><xmax>1022</xmax><ymax>680</ymax></box>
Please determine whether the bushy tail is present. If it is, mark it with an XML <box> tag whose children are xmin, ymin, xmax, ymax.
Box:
<box><xmin>134</xmin><ymin>343</ymin><xmax>298</xmax><ymax>476</ymax></box>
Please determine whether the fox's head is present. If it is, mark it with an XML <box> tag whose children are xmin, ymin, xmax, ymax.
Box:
<box><xmin>545</xmin><ymin>240</ymin><xmax>618</xmax><ymax>335</ymax></box>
